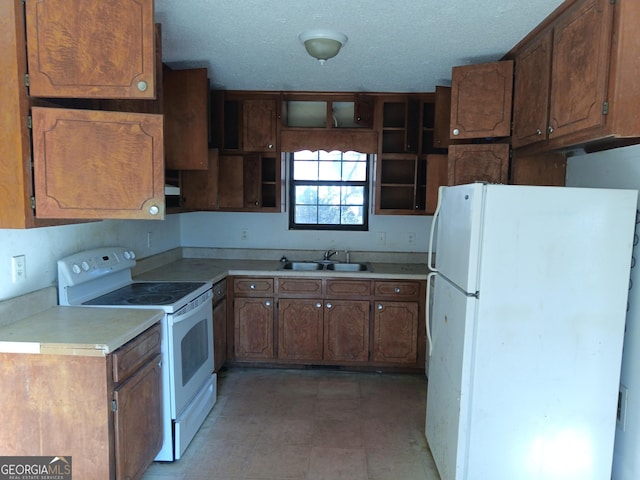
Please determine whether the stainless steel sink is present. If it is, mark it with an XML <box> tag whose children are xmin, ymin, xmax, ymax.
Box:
<box><xmin>281</xmin><ymin>261</ymin><xmax>324</xmax><ymax>271</ymax></box>
<box><xmin>325</xmin><ymin>263</ymin><xmax>369</xmax><ymax>272</ymax></box>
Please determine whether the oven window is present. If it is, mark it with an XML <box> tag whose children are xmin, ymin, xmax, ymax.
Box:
<box><xmin>181</xmin><ymin>318</ymin><xmax>209</xmax><ymax>386</ymax></box>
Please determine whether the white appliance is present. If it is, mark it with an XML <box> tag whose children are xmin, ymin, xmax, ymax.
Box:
<box><xmin>57</xmin><ymin>247</ymin><xmax>216</xmax><ymax>461</ymax></box>
<box><xmin>425</xmin><ymin>183</ymin><xmax>638</xmax><ymax>480</ymax></box>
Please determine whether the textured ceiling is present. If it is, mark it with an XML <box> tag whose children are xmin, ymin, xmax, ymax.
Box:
<box><xmin>155</xmin><ymin>0</ymin><xmax>565</xmax><ymax>93</ymax></box>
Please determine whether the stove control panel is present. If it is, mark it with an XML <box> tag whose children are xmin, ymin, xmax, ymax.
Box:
<box><xmin>58</xmin><ymin>247</ymin><xmax>137</xmax><ymax>288</ymax></box>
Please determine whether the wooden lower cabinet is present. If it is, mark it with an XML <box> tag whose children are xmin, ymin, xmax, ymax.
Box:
<box><xmin>278</xmin><ymin>298</ymin><xmax>324</xmax><ymax>361</ymax></box>
<box><xmin>0</xmin><ymin>323</ymin><xmax>162</xmax><ymax>480</ymax></box>
<box><xmin>323</xmin><ymin>300</ymin><xmax>370</xmax><ymax>363</ymax></box>
<box><xmin>231</xmin><ymin>276</ymin><xmax>425</xmax><ymax>371</ymax></box>
<box><xmin>373</xmin><ymin>301</ymin><xmax>419</xmax><ymax>364</ymax></box>
<box><xmin>212</xmin><ymin>279</ymin><xmax>227</xmax><ymax>372</ymax></box>
<box><xmin>234</xmin><ymin>297</ymin><xmax>275</xmax><ymax>360</ymax></box>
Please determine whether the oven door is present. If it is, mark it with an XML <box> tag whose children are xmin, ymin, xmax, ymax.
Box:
<box><xmin>168</xmin><ymin>290</ymin><xmax>214</xmax><ymax>417</ymax></box>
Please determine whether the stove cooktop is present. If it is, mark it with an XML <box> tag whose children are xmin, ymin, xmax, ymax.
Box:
<box><xmin>83</xmin><ymin>282</ymin><xmax>207</xmax><ymax>307</ymax></box>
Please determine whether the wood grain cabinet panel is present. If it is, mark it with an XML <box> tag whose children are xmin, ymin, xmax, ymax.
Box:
<box><xmin>447</xmin><ymin>144</ymin><xmax>510</xmax><ymax>186</ymax></box>
<box><xmin>278</xmin><ymin>298</ymin><xmax>324</xmax><ymax>361</ymax></box>
<box><xmin>25</xmin><ymin>0</ymin><xmax>156</xmax><ymax>99</ymax></box>
<box><xmin>234</xmin><ymin>297</ymin><xmax>275</xmax><ymax>360</ymax></box>
<box><xmin>323</xmin><ymin>300</ymin><xmax>370</xmax><ymax>363</ymax></box>
<box><xmin>373</xmin><ymin>301</ymin><xmax>419</xmax><ymax>364</ymax></box>
<box><xmin>243</xmin><ymin>98</ymin><xmax>278</xmax><ymax>152</ymax></box>
<box><xmin>31</xmin><ymin>107</ymin><xmax>165</xmax><ymax>220</ymax></box>
<box><xmin>510</xmin><ymin>0</ymin><xmax>640</xmax><ymax>152</ymax></box>
<box><xmin>450</xmin><ymin>60</ymin><xmax>513</xmax><ymax>140</ymax></box>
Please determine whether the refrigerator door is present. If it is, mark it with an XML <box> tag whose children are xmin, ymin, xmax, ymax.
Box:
<box><xmin>426</xmin><ymin>274</ymin><xmax>477</xmax><ymax>480</ymax></box>
<box><xmin>432</xmin><ymin>183</ymin><xmax>484</xmax><ymax>294</ymax></box>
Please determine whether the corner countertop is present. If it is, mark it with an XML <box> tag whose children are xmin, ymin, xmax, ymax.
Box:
<box><xmin>0</xmin><ymin>306</ymin><xmax>164</xmax><ymax>357</ymax></box>
<box><xmin>134</xmin><ymin>258</ymin><xmax>430</xmax><ymax>284</ymax></box>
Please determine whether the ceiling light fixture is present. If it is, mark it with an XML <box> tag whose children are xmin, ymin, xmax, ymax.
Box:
<box><xmin>298</xmin><ymin>29</ymin><xmax>348</xmax><ymax>65</ymax></box>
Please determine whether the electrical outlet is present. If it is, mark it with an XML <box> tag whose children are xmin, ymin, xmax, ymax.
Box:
<box><xmin>375</xmin><ymin>232</ymin><xmax>386</xmax><ymax>246</ymax></box>
<box><xmin>241</xmin><ymin>228</ymin><xmax>248</xmax><ymax>241</ymax></box>
<box><xmin>618</xmin><ymin>384</ymin><xmax>629</xmax><ymax>431</ymax></box>
<box><xmin>11</xmin><ymin>255</ymin><xmax>26</xmax><ymax>283</ymax></box>
<box><xmin>408</xmin><ymin>232</ymin><xmax>416</xmax><ymax>246</ymax></box>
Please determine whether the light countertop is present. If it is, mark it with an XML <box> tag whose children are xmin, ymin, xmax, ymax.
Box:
<box><xmin>135</xmin><ymin>258</ymin><xmax>430</xmax><ymax>284</ymax></box>
<box><xmin>0</xmin><ymin>306</ymin><xmax>163</xmax><ymax>357</ymax></box>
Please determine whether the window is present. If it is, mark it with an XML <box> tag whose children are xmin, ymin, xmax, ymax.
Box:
<box><xmin>289</xmin><ymin>150</ymin><xmax>369</xmax><ymax>230</ymax></box>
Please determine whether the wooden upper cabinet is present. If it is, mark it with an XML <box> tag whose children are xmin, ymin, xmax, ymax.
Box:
<box><xmin>32</xmin><ymin>107</ymin><xmax>165</xmax><ymax>220</ymax></box>
<box><xmin>433</xmin><ymin>86</ymin><xmax>452</xmax><ymax>149</ymax></box>
<box><xmin>510</xmin><ymin>0</ymin><xmax>640</xmax><ymax>152</ymax></box>
<box><xmin>25</xmin><ymin>0</ymin><xmax>156</xmax><ymax>99</ymax></box>
<box><xmin>354</xmin><ymin>94</ymin><xmax>375</xmax><ymax>128</ymax></box>
<box><xmin>547</xmin><ymin>0</ymin><xmax>612</xmax><ymax>141</ymax></box>
<box><xmin>243</xmin><ymin>97</ymin><xmax>278</xmax><ymax>152</ymax></box>
<box><xmin>512</xmin><ymin>30</ymin><xmax>553</xmax><ymax>148</ymax></box>
<box><xmin>447</xmin><ymin>144</ymin><xmax>510</xmax><ymax>186</ymax></box>
<box><xmin>450</xmin><ymin>60</ymin><xmax>513</xmax><ymax>140</ymax></box>
<box><xmin>163</xmin><ymin>68</ymin><xmax>209</xmax><ymax>170</ymax></box>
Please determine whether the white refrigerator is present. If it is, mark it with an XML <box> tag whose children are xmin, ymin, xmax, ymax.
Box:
<box><xmin>425</xmin><ymin>183</ymin><xmax>638</xmax><ymax>480</ymax></box>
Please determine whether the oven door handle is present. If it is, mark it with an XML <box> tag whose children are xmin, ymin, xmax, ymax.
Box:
<box><xmin>171</xmin><ymin>291</ymin><xmax>213</xmax><ymax>325</ymax></box>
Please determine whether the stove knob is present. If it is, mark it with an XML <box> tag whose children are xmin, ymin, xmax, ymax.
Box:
<box><xmin>123</xmin><ymin>250</ymin><xmax>133</xmax><ymax>260</ymax></box>
<box><xmin>72</xmin><ymin>264</ymin><xmax>81</xmax><ymax>274</ymax></box>
<box><xmin>81</xmin><ymin>261</ymin><xmax>90</xmax><ymax>271</ymax></box>
<box><xmin>129</xmin><ymin>250</ymin><xmax>136</xmax><ymax>259</ymax></box>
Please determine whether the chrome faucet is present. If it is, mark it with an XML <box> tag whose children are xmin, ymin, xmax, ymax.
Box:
<box><xmin>324</xmin><ymin>249</ymin><xmax>338</xmax><ymax>261</ymax></box>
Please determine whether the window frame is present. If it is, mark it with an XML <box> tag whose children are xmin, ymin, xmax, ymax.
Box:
<box><xmin>288</xmin><ymin>150</ymin><xmax>370</xmax><ymax>231</ymax></box>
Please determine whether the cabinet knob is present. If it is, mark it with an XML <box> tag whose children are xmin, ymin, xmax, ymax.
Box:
<box><xmin>452</xmin><ymin>128</ymin><xmax>460</xmax><ymax>136</ymax></box>
<box><xmin>326</xmin><ymin>302</ymin><xmax>332</xmax><ymax>309</ymax></box>
<box><xmin>137</xmin><ymin>80</ymin><xmax>148</xmax><ymax>92</ymax></box>
<box><xmin>250</xmin><ymin>283</ymin><xmax>256</xmax><ymax>289</ymax></box>
<box><xmin>536</xmin><ymin>128</ymin><xmax>542</xmax><ymax>135</ymax></box>
<box><xmin>148</xmin><ymin>205</ymin><xmax>159</xmax><ymax>215</ymax></box>
<box><xmin>547</xmin><ymin>125</ymin><xmax>554</xmax><ymax>134</ymax></box>
<box><xmin>394</xmin><ymin>287</ymin><xmax>401</xmax><ymax>294</ymax></box>
<box><xmin>265</xmin><ymin>300</ymin><xmax>271</xmax><ymax>307</ymax></box>
<box><xmin>268</xmin><ymin>144</ymin><xmax>274</xmax><ymax>149</ymax></box>
<box><xmin>316</xmin><ymin>302</ymin><xmax>322</xmax><ymax>308</ymax></box>
<box><xmin>377</xmin><ymin>303</ymin><xmax>383</xmax><ymax>310</ymax></box>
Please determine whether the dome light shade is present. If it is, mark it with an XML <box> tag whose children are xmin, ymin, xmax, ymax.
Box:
<box><xmin>298</xmin><ymin>30</ymin><xmax>348</xmax><ymax>65</ymax></box>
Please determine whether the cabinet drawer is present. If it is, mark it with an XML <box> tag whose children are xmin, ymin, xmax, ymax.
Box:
<box><xmin>112</xmin><ymin>323</ymin><xmax>162</xmax><ymax>384</ymax></box>
<box><xmin>374</xmin><ymin>281</ymin><xmax>421</xmax><ymax>299</ymax></box>
<box><xmin>234</xmin><ymin>277</ymin><xmax>274</xmax><ymax>295</ymax></box>
<box><xmin>278</xmin><ymin>278</ymin><xmax>322</xmax><ymax>296</ymax></box>
<box><xmin>326</xmin><ymin>279</ymin><xmax>371</xmax><ymax>297</ymax></box>
<box><xmin>212</xmin><ymin>280</ymin><xmax>227</xmax><ymax>303</ymax></box>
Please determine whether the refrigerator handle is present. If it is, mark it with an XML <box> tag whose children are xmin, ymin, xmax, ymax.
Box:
<box><xmin>428</xmin><ymin>186</ymin><xmax>444</xmax><ymax>272</ymax></box>
<box><xmin>426</xmin><ymin>272</ymin><xmax>436</xmax><ymax>357</ymax></box>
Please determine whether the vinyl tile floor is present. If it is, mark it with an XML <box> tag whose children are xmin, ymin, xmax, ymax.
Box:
<box><xmin>141</xmin><ymin>367</ymin><xmax>440</xmax><ymax>480</ymax></box>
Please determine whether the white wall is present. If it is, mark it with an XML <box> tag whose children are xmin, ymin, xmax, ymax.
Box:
<box><xmin>0</xmin><ymin>217</ymin><xmax>181</xmax><ymax>301</ymax></box>
<box><xmin>566</xmin><ymin>144</ymin><xmax>640</xmax><ymax>480</ymax></box>
<box><xmin>180</xmin><ymin>210</ymin><xmax>431</xmax><ymax>255</ymax></box>
<box><xmin>0</xmin><ymin>208</ymin><xmax>429</xmax><ymax>302</ymax></box>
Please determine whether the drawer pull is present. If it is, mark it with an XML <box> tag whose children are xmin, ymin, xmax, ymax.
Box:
<box><xmin>326</xmin><ymin>302</ymin><xmax>332</xmax><ymax>309</ymax></box>
<box><xmin>250</xmin><ymin>283</ymin><xmax>256</xmax><ymax>289</ymax></box>
<box><xmin>316</xmin><ymin>302</ymin><xmax>322</xmax><ymax>308</ymax></box>
<box><xmin>265</xmin><ymin>300</ymin><xmax>271</xmax><ymax>307</ymax></box>
<box><xmin>377</xmin><ymin>303</ymin><xmax>383</xmax><ymax>310</ymax></box>
<box><xmin>394</xmin><ymin>287</ymin><xmax>401</xmax><ymax>294</ymax></box>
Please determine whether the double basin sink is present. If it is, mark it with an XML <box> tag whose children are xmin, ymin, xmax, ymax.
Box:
<box><xmin>281</xmin><ymin>260</ymin><xmax>371</xmax><ymax>272</ymax></box>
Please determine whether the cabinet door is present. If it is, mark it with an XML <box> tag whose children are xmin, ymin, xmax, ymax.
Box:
<box><xmin>426</xmin><ymin>154</ymin><xmax>448</xmax><ymax>215</ymax></box>
<box><xmin>25</xmin><ymin>0</ymin><xmax>156</xmax><ymax>99</ymax></box>
<box><xmin>181</xmin><ymin>149</ymin><xmax>220</xmax><ymax>210</ymax></box>
<box><xmin>217</xmin><ymin>155</ymin><xmax>245</xmax><ymax>209</ymax></box>
<box><xmin>213</xmin><ymin>298</ymin><xmax>227</xmax><ymax>372</ymax></box>
<box><xmin>31</xmin><ymin>107</ymin><xmax>164</xmax><ymax>220</ymax></box>
<box><xmin>433</xmin><ymin>86</ymin><xmax>452</xmax><ymax>149</ymax></box>
<box><xmin>547</xmin><ymin>0</ymin><xmax>613</xmax><ymax>140</ymax></box>
<box><xmin>278</xmin><ymin>298</ymin><xmax>324</xmax><ymax>361</ymax></box>
<box><xmin>113</xmin><ymin>354</ymin><xmax>163</xmax><ymax>480</ymax></box>
<box><xmin>447</xmin><ymin>144</ymin><xmax>510</xmax><ymax>186</ymax></box>
<box><xmin>450</xmin><ymin>61</ymin><xmax>513</xmax><ymax>139</ymax></box>
<box><xmin>323</xmin><ymin>300</ymin><xmax>370</xmax><ymax>363</ymax></box>
<box><xmin>243</xmin><ymin>98</ymin><xmax>277</xmax><ymax>152</ymax></box>
<box><xmin>512</xmin><ymin>29</ymin><xmax>553</xmax><ymax>148</ymax></box>
<box><xmin>234</xmin><ymin>297</ymin><xmax>275</xmax><ymax>360</ymax></box>
<box><xmin>163</xmin><ymin>68</ymin><xmax>209</xmax><ymax>170</ymax></box>
<box><xmin>373</xmin><ymin>301</ymin><xmax>419</xmax><ymax>364</ymax></box>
